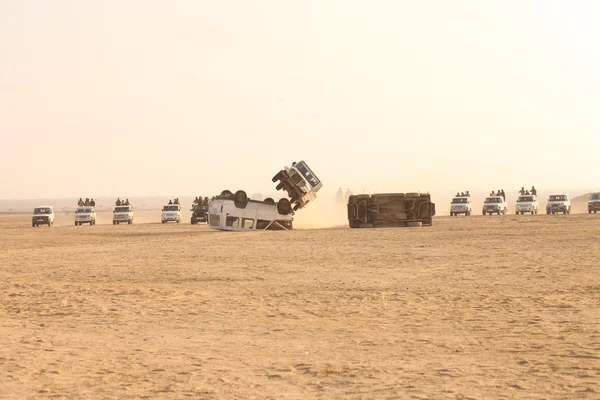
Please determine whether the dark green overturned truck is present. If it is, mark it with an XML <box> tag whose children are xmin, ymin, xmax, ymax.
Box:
<box><xmin>347</xmin><ymin>193</ymin><xmax>436</xmax><ymax>228</ymax></box>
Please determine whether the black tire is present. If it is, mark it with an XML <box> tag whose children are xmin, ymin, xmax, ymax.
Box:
<box><xmin>191</xmin><ymin>218</ymin><xmax>197</xmax><ymax>225</ymax></box>
<box><xmin>277</xmin><ymin>198</ymin><xmax>292</xmax><ymax>215</ymax></box>
<box><xmin>177</xmin><ymin>219</ymin><xmax>180</xmax><ymax>224</ymax></box>
<box><xmin>128</xmin><ymin>219</ymin><xmax>132</xmax><ymax>225</ymax></box>
<box><xmin>264</xmin><ymin>198</ymin><xmax>275</xmax><ymax>205</ymax></box>
<box><xmin>531</xmin><ymin>211</ymin><xmax>534</xmax><ymax>215</ymax></box>
<box><xmin>113</xmin><ymin>221</ymin><xmax>116</xmax><ymax>225</ymax></box>
<box><xmin>220</xmin><ymin>190</ymin><xmax>234</xmax><ymax>200</ymax></box>
<box><xmin>276</xmin><ymin>182</ymin><xmax>284</xmax><ymax>191</ymax></box>
<box><xmin>162</xmin><ymin>220</ymin><xmax>166</xmax><ymax>224</ymax></box>
<box><xmin>450</xmin><ymin>212</ymin><xmax>453</xmax><ymax>217</ymax></box>
<box><xmin>272</xmin><ymin>171</ymin><xmax>282</xmax><ymax>183</ymax></box>
<box><xmin>563</xmin><ymin>210</ymin><xmax>567</xmax><ymax>215</ymax></box>
<box><xmin>482</xmin><ymin>211</ymin><xmax>485</xmax><ymax>215</ymax></box>
<box><xmin>234</xmin><ymin>190</ymin><xmax>249</xmax><ymax>209</ymax></box>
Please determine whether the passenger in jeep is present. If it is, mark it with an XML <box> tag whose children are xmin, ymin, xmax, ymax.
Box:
<box><xmin>90</xmin><ymin>198</ymin><xmax>96</xmax><ymax>207</ymax></box>
<box><xmin>116</xmin><ymin>198</ymin><xmax>121</xmax><ymax>206</ymax></box>
<box><xmin>531</xmin><ymin>186</ymin><xmax>537</xmax><ymax>196</ymax></box>
<box><xmin>78</xmin><ymin>198</ymin><xmax>84</xmax><ymax>206</ymax></box>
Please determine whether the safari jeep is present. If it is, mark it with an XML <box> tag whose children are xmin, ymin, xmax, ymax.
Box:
<box><xmin>450</xmin><ymin>196</ymin><xmax>472</xmax><ymax>216</ymax></box>
<box><xmin>32</xmin><ymin>206</ymin><xmax>55</xmax><ymax>227</ymax></box>
<box><xmin>208</xmin><ymin>190</ymin><xmax>294</xmax><ymax>231</ymax></box>
<box><xmin>588</xmin><ymin>192</ymin><xmax>600</xmax><ymax>214</ymax></box>
<box><xmin>482</xmin><ymin>196</ymin><xmax>507</xmax><ymax>215</ymax></box>
<box><xmin>516</xmin><ymin>194</ymin><xmax>539</xmax><ymax>215</ymax></box>
<box><xmin>272</xmin><ymin>160</ymin><xmax>322</xmax><ymax>211</ymax></box>
<box><xmin>347</xmin><ymin>192</ymin><xmax>435</xmax><ymax>228</ymax></box>
<box><xmin>113</xmin><ymin>204</ymin><xmax>134</xmax><ymax>225</ymax></box>
<box><xmin>546</xmin><ymin>193</ymin><xmax>571</xmax><ymax>215</ymax></box>
<box><xmin>161</xmin><ymin>204</ymin><xmax>181</xmax><ymax>224</ymax></box>
<box><xmin>75</xmin><ymin>206</ymin><xmax>97</xmax><ymax>225</ymax></box>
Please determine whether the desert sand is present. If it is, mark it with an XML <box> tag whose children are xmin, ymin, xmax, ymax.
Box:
<box><xmin>1</xmin><ymin>213</ymin><xmax>599</xmax><ymax>399</ymax></box>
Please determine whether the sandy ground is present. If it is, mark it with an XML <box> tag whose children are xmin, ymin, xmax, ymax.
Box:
<box><xmin>1</xmin><ymin>214</ymin><xmax>599</xmax><ymax>399</ymax></box>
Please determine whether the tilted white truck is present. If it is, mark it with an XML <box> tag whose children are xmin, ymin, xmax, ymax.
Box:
<box><xmin>272</xmin><ymin>160</ymin><xmax>323</xmax><ymax>211</ymax></box>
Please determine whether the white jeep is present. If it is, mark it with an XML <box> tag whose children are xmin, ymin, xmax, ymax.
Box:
<box><xmin>75</xmin><ymin>206</ymin><xmax>97</xmax><ymax>225</ymax></box>
<box><xmin>450</xmin><ymin>196</ymin><xmax>472</xmax><ymax>216</ymax></box>
<box><xmin>161</xmin><ymin>204</ymin><xmax>181</xmax><ymax>224</ymax></box>
<box><xmin>208</xmin><ymin>190</ymin><xmax>294</xmax><ymax>231</ymax></box>
<box><xmin>588</xmin><ymin>192</ymin><xmax>600</xmax><ymax>214</ymax></box>
<box><xmin>546</xmin><ymin>193</ymin><xmax>571</xmax><ymax>215</ymax></box>
<box><xmin>272</xmin><ymin>160</ymin><xmax>322</xmax><ymax>211</ymax></box>
<box><xmin>482</xmin><ymin>196</ymin><xmax>507</xmax><ymax>215</ymax></box>
<box><xmin>516</xmin><ymin>195</ymin><xmax>539</xmax><ymax>215</ymax></box>
<box><xmin>113</xmin><ymin>205</ymin><xmax>134</xmax><ymax>225</ymax></box>
<box><xmin>32</xmin><ymin>206</ymin><xmax>55</xmax><ymax>227</ymax></box>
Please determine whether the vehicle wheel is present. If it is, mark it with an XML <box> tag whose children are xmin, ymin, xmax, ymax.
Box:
<box><xmin>276</xmin><ymin>182</ymin><xmax>284</xmax><ymax>191</ymax></box>
<box><xmin>162</xmin><ymin>220</ymin><xmax>166</xmax><ymax>224</ymax></box>
<box><xmin>293</xmin><ymin>203</ymin><xmax>301</xmax><ymax>211</ymax></box>
<box><xmin>272</xmin><ymin>171</ymin><xmax>282</xmax><ymax>183</ymax></box>
<box><xmin>32</xmin><ymin>222</ymin><xmax>36</xmax><ymax>227</ymax></box>
<box><xmin>277</xmin><ymin>198</ymin><xmax>292</xmax><ymax>215</ymax></box>
<box><xmin>407</xmin><ymin>221</ymin><xmax>422</xmax><ymax>228</ymax></box>
<box><xmin>113</xmin><ymin>221</ymin><xmax>116</xmax><ymax>225</ymax></box>
<box><xmin>177</xmin><ymin>219</ymin><xmax>180</xmax><ymax>224</ymax></box>
<box><xmin>531</xmin><ymin>211</ymin><xmax>535</xmax><ymax>215</ymax></box>
<box><xmin>450</xmin><ymin>212</ymin><xmax>453</xmax><ymax>216</ymax></box>
<box><xmin>563</xmin><ymin>210</ymin><xmax>567</xmax><ymax>215</ymax></box>
<box><xmin>482</xmin><ymin>211</ymin><xmax>485</xmax><ymax>216</ymax></box>
<box><xmin>220</xmin><ymin>190</ymin><xmax>234</xmax><ymax>200</ymax></box>
<box><xmin>234</xmin><ymin>190</ymin><xmax>249</xmax><ymax>209</ymax></box>
<box><xmin>128</xmin><ymin>219</ymin><xmax>132</xmax><ymax>225</ymax></box>
<box><xmin>191</xmin><ymin>218</ymin><xmax>196</xmax><ymax>225</ymax></box>
<box><xmin>48</xmin><ymin>221</ymin><xmax>52</xmax><ymax>227</ymax></box>
<box><xmin>264</xmin><ymin>198</ymin><xmax>275</xmax><ymax>205</ymax></box>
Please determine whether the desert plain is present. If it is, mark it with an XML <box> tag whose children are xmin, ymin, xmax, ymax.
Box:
<box><xmin>1</xmin><ymin>212</ymin><xmax>599</xmax><ymax>399</ymax></box>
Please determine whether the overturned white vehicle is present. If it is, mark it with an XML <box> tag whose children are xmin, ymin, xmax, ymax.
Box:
<box><xmin>208</xmin><ymin>190</ymin><xmax>294</xmax><ymax>231</ymax></box>
<box><xmin>208</xmin><ymin>160</ymin><xmax>321</xmax><ymax>231</ymax></box>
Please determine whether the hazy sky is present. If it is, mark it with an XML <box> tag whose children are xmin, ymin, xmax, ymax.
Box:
<box><xmin>1</xmin><ymin>0</ymin><xmax>599</xmax><ymax>199</ymax></box>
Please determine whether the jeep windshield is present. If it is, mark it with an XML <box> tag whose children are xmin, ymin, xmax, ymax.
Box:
<box><xmin>452</xmin><ymin>198</ymin><xmax>468</xmax><ymax>204</ymax></box>
<box><xmin>34</xmin><ymin>208</ymin><xmax>51</xmax><ymax>214</ymax></box>
<box><xmin>76</xmin><ymin>208</ymin><xmax>92</xmax><ymax>214</ymax></box>
<box><xmin>484</xmin><ymin>198</ymin><xmax>501</xmax><ymax>203</ymax></box>
<box><xmin>163</xmin><ymin>205</ymin><xmax>179</xmax><ymax>211</ymax></box>
<box><xmin>549</xmin><ymin>195</ymin><xmax>567</xmax><ymax>201</ymax></box>
<box><xmin>114</xmin><ymin>206</ymin><xmax>130</xmax><ymax>213</ymax></box>
<box><xmin>591</xmin><ymin>193</ymin><xmax>600</xmax><ymax>200</ymax></box>
<box><xmin>517</xmin><ymin>196</ymin><xmax>534</xmax><ymax>202</ymax></box>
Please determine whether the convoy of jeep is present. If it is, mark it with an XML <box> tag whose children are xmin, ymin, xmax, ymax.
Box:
<box><xmin>347</xmin><ymin>192</ymin><xmax>436</xmax><ymax>228</ymax></box>
<box><xmin>546</xmin><ymin>193</ymin><xmax>571</xmax><ymax>215</ymax></box>
<box><xmin>450</xmin><ymin>196</ymin><xmax>472</xmax><ymax>216</ymax></box>
<box><xmin>32</xmin><ymin>206</ymin><xmax>55</xmax><ymax>227</ymax></box>
<box><xmin>482</xmin><ymin>196</ymin><xmax>507</xmax><ymax>215</ymax></box>
<box><xmin>516</xmin><ymin>195</ymin><xmax>539</xmax><ymax>215</ymax></box>
<box><xmin>75</xmin><ymin>206</ymin><xmax>97</xmax><ymax>226</ymax></box>
<box><xmin>588</xmin><ymin>192</ymin><xmax>600</xmax><ymax>214</ymax></box>
<box><xmin>113</xmin><ymin>205</ymin><xmax>134</xmax><ymax>225</ymax></box>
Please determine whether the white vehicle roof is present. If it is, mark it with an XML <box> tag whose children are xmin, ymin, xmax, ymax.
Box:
<box><xmin>35</xmin><ymin>205</ymin><xmax>53</xmax><ymax>209</ymax></box>
<box><xmin>549</xmin><ymin>192</ymin><xmax>569</xmax><ymax>196</ymax></box>
<box><xmin>452</xmin><ymin>196</ymin><xmax>470</xmax><ymax>199</ymax></box>
<box><xmin>486</xmin><ymin>196</ymin><xmax>504</xmax><ymax>199</ymax></box>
